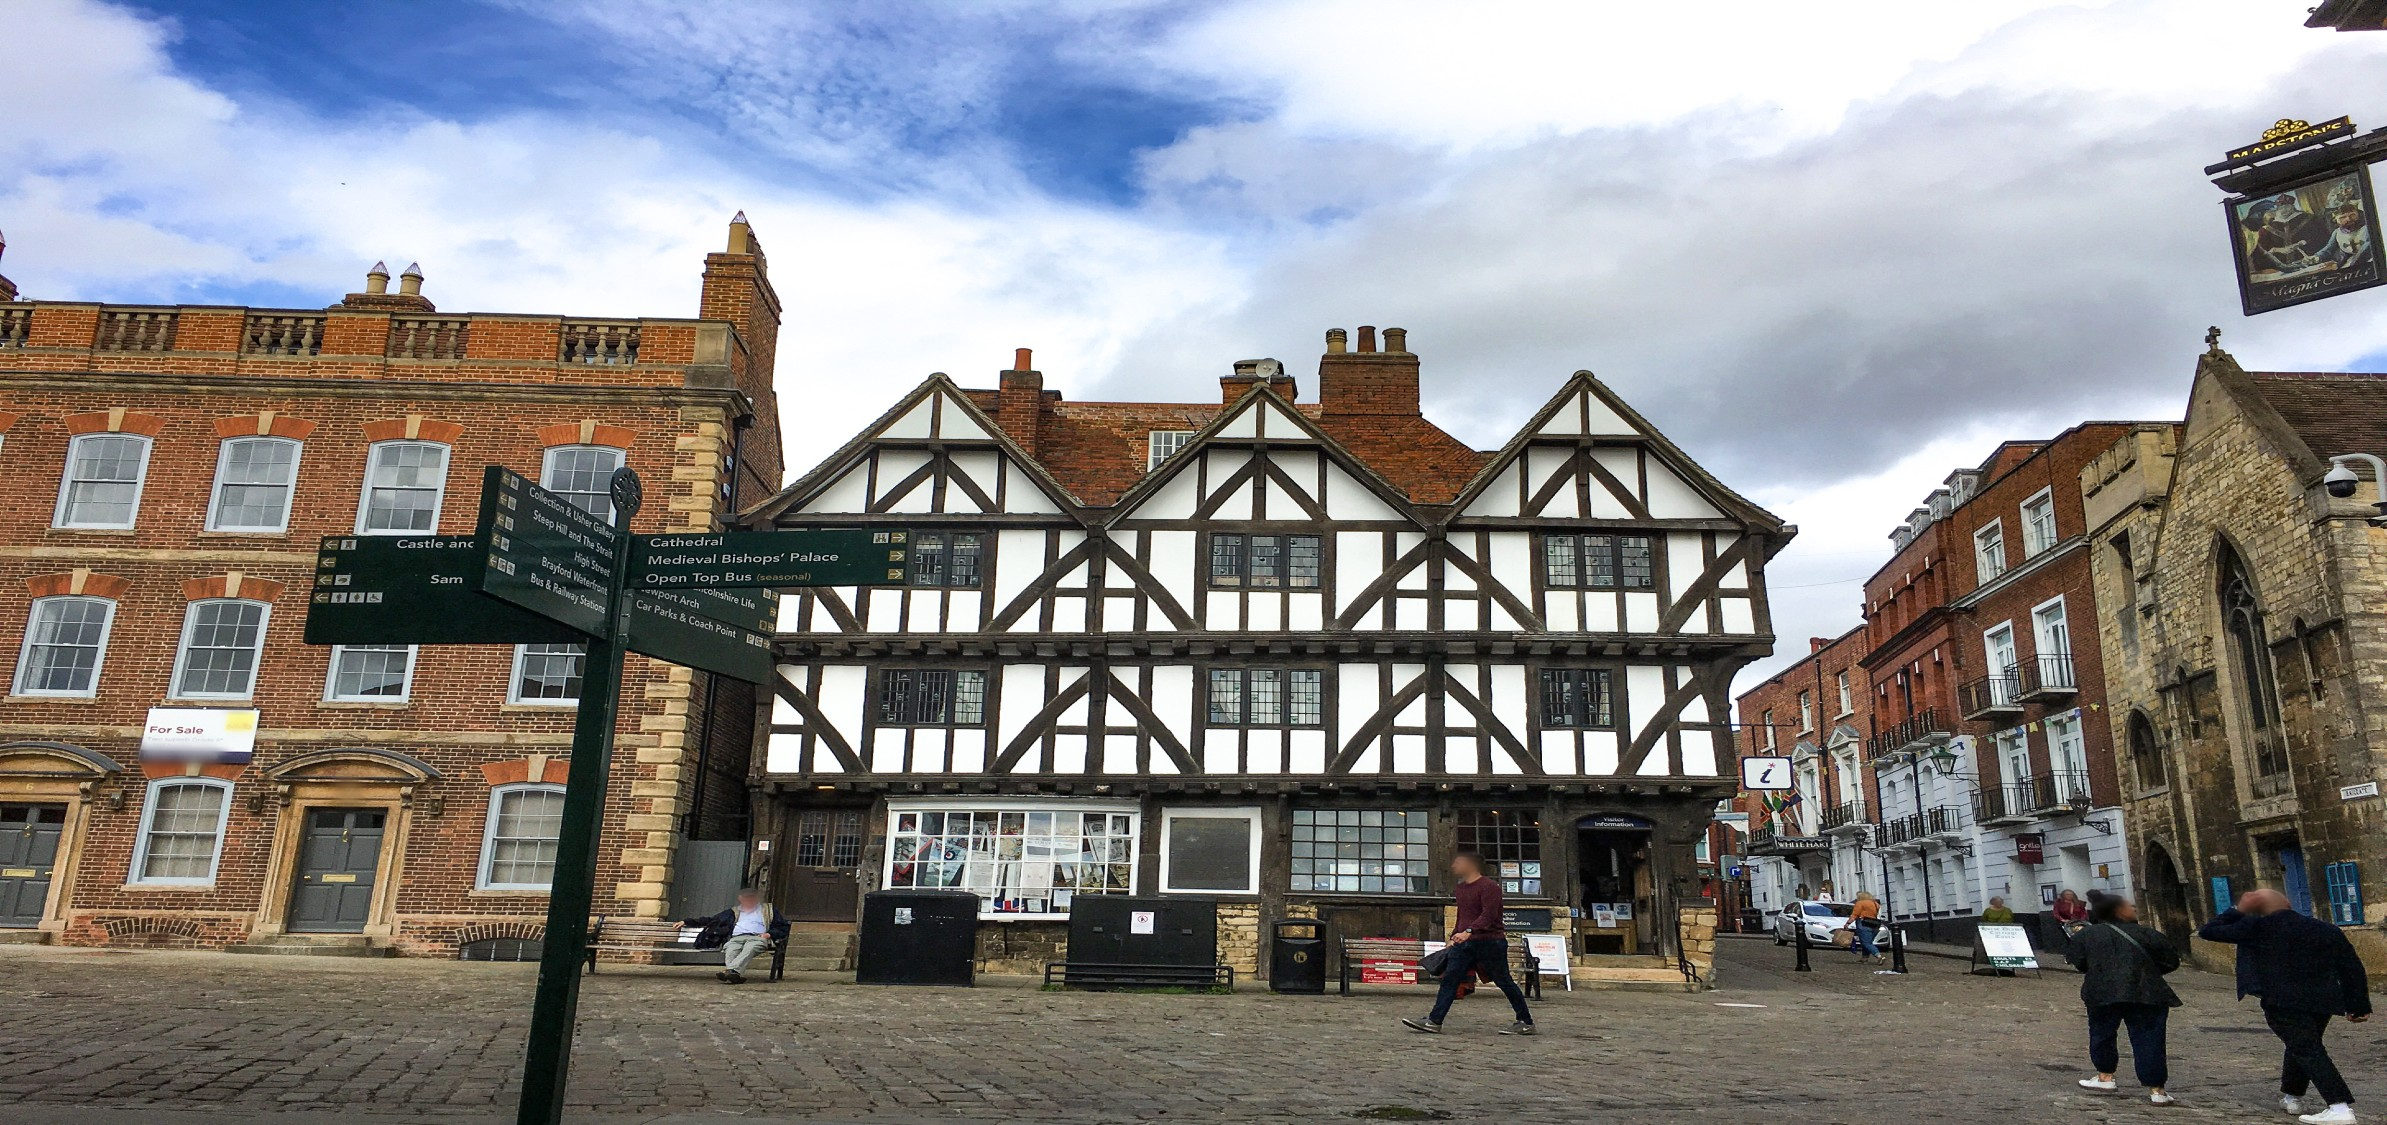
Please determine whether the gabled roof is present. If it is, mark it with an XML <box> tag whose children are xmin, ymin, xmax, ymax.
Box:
<box><xmin>742</xmin><ymin>374</ymin><xmax>1085</xmax><ymax>523</ymax></box>
<box><xmin>1449</xmin><ymin>370</ymin><xmax>1788</xmax><ymax>534</ymax></box>
<box><xmin>2241</xmin><ymin>369</ymin><xmax>2387</xmax><ymax>473</ymax></box>
<box><xmin>1102</xmin><ymin>382</ymin><xmax>1430</xmax><ymax>526</ymax></box>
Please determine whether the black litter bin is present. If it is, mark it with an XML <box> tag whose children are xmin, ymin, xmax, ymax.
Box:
<box><xmin>1269</xmin><ymin>919</ymin><xmax>1327</xmax><ymax>993</ymax></box>
<box><xmin>857</xmin><ymin>889</ymin><xmax>979</xmax><ymax>986</ymax></box>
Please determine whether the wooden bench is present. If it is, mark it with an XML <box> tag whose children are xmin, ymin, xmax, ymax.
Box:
<box><xmin>1042</xmin><ymin>961</ymin><xmax>1236</xmax><ymax>990</ymax></box>
<box><xmin>584</xmin><ymin>918</ymin><xmax>785</xmax><ymax>982</ymax></box>
<box><xmin>1338</xmin><ymin>937</ymin><xmax>1541</xmax><ymax>999</ymax></box>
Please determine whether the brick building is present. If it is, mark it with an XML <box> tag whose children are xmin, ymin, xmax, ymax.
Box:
<box><xmin>0</xmin><ymin>217</ymin><xmax>782</xmax><ymax>955</ymax></box>
<box><xmin>1734</xmin><ymin>627</ymin><xmax>1872</xmax><ymax>917</ymax></box>
<box><xmin>2081</xmin><ymin>344</ymin><xmax>2387</xmax><ymax>977</ymax></box>
<box><xmin>1732</xmin><ymin>421</ymin><xmax>2156</xmax><ymax>947</ymax></box>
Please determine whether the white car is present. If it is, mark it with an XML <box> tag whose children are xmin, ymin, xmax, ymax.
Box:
<box><xmin>1772</xmin><ymin>899</ymin><xmax>1855</xmax><ymax>946</ymax></box>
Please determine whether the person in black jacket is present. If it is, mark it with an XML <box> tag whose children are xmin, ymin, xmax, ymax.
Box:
<box><xmin>2200</xmin><ymin>888</ymin><xmax>2373</xmax><ymax>1124</ymax></box>
<box><xmin>683</xmin><ymin>888</ymin><xmax>789</xmax><ymax>985</ymax></box>
<box><xmin>2067</xmin><ymin>893</ymin><xmax>2181</xmax><ymax>1105</ymax></box>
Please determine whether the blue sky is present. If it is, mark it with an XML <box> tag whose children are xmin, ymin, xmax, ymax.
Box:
<box><xmin>7</xmin><ymin>0</ymin><xmax>2386</xmax><ymax>682</ymax></box>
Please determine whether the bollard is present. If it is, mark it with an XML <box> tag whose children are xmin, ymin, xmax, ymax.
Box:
<box><xmin>1794</xmin><ymin>919</ymin><xmax>1812</xmax><ymax>972</ymax></box>
<box><xmin>1888</xmin><ymin>923</ymin><xmax>1909</xmax><ymax>975</ymax></box>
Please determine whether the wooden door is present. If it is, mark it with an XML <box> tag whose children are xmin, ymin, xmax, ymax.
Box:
<box><xmin>288</xmin><ymin>808</ymin><xmax>385</xmax><ymax>933</ymax></box>
<box><xmin>787</xmin><ymin>809</ymin><xmax>864</xmax><ymax>921</ymax></box>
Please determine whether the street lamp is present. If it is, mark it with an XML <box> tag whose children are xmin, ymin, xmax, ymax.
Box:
<box><xmin>2324</xmin><ymin>454</ymin><xmax>2387</xmax><ymax>526</ymax></box>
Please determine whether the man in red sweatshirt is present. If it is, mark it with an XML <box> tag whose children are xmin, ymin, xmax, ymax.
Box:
<box><xmin>1403</xmin><ymin>850</ymin><xmax>1535</xmax><ymax>1035</ymax></box>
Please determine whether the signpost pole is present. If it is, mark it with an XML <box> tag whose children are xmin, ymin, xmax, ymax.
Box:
<box><xmin>515</xmin><ymin>469</ymin><xmax>640</xmax><ymax>1125</ymax></box>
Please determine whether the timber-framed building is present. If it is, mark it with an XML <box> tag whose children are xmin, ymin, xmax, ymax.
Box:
<box><xmin>745</xmin><ymin>327</ymin><xmax>1787</xmax><ymax>981</ymax></box>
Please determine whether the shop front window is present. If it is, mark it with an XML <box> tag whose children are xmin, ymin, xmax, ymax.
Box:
<box><xmin>1457</xmin><ymin>807</ymin><xmax>1543</xmax><ymax>896</ymax></box>
<box><xmin>1290</xmin><ymin>808</ymin><xmax>1431</xmax><ymax>894</ymax></box>
<box><xmin>882</xmin><ymin>803</ymin><xmax>1139</xmax><ymax>918</ymax></box>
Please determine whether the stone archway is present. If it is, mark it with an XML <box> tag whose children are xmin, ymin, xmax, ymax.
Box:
<box><xmin>2140</xmin><ymin>840</ymin><xmax>2193</xmax><ymax>942</ymax></box>
<box><xmin>249</xmin><ymin>748</ymin><xmax>441</xmax><ymax>942</ymax></box>
<box><xmin>0</xmin><ymin>741</ymin><xmax>124</xmax><ymax>936</ymax></box>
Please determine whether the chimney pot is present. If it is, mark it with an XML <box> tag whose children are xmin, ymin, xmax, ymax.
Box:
<box><xmin>397</xmin><ymin>263</ymin><xmax>423</xmax><ymax>297</ymax></box>
<box><xmin>365</xmin><ymin>261</ymin><xmax>390</xmax><ymax>295</ymax></box>
<box><xmin>1013</xmin><ymin>347</ymin><xmax>1032</xmax><ymax>371</ymax></box>
<box><xmin>1325</xmin><ymin>328</ymin><xmax>1347</xmax><ymax>354</ymax></box>
<box><xmin>1383</xmin><ymin>327</ymin><xmax>1407</xmax><ymax>353</ymax></box>
<box><xmin>1356</xmin><ymin>326</ymin><xmax>1377</xmax><ymax>353</ymax></box>
<box><xmin>727</xmin><ymin>212</ymin><xmax>753</xmax><ymax>254</ymax></box>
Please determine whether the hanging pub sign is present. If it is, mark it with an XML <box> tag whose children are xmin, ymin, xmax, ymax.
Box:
<box><xmin>2013</xmin><ymin>833</ymin><xmax>2045</xmax><ymax>865</ymax></box>
<box><xmin>2210</xmin><ymin>117</ymin><xmax>2387</xmax><ymax>315</ymax></box>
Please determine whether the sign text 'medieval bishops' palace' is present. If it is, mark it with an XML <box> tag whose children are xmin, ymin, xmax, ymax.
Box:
<box><xmin>747</xmin><ymin>327</ymin><xmax>1788</xmax><ymax>981</ymax></box>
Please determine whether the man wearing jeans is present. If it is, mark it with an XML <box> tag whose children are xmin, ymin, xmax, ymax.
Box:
<box><xmin>684</xmin><ymin>888</ymin><xmax>788</xmax><ymax>985</ymax></box>
<box><xmin>1402</xmin><ymin>851</ymin><xmax>1534</xmax><ymax>1036</ymax></box>
<box><xmin>2200</xmin><ymin>888</ymin><xmax>2372</xmax><ymax>1124</ymax></box>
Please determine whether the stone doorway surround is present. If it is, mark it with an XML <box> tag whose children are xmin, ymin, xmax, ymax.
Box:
<box><xmin>0</xmin><ymin>740</ymin><xmax>123</xmax><ymax>939</ymax></box>
<box><xmin>245</xmin><ymin>748</ymin><xmax>440</xmax><ymax>945</ymax></box>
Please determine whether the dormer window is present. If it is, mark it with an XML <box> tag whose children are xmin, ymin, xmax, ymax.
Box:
<box><xmin>1147</xmin><ymin>430</ymin><xmax>1194</xmax><ymax>470</ymax></box>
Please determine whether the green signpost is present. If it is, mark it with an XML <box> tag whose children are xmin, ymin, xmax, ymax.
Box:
<box><xmin>300</xmin><ymin>463</ymin><xmax>915</xmax><ymax>1125</ymax></box>
<box><xmin>629</xmin><ymin>528</ymin><xmax>910</xmax><ymax>589</ymax></box>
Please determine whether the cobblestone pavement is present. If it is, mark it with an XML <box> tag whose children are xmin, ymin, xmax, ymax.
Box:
<box><xmin>3</xmin><ymin>936</ymin><xmax>2383</xmax><ymax>1124</ymax></box>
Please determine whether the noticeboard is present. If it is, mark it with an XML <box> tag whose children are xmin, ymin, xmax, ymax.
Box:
<box><xmin>1977</xmin><ymin>923</ymin><xmax>2039</xmax><ymax>970</ymax></box>
<box><xmin>306</xmin><ymin>535</ymin><xmax>584</xmax><ymax>645</ymax></box>
<box><xmin>629</xmin><ymin>529</ymin><xmax>910</xmax><ymax>590</ymax></box>
<box><xmin>477</xmin><ymin>465</ymin><xmax>617</xmax><ymax>636</ymax></box>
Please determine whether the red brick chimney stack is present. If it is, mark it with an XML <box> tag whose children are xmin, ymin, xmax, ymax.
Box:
<box><xmin>999</xmin><ymin>347</ymin><xmax>1045</xmax><ymax>455</ymax></box>
<box><xmin>337</xmin><ymin>260</ymin><xmax>435</xmax><ymax>311</ymax></box>
<box><xmin>1316</xmin><ymin>324</ymin><xmax>1421</xmax><ymax>417</ymax></box>
<box><xmin>1220</xmin><ymin>358</ymin><xmax>1296</xmax><ymax>403</ymax></box>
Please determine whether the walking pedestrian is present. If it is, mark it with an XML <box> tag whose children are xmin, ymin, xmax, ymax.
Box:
<box><xmin>1401</xmin><ymin>851</ymin><xmax>1534</xmax><ymax>1036</ymax></box>
<box><xmin>1849</xmin><ymin>891</ymin><xmax>1885</xmax><ymax>963</ymax></box>
<box><xmin>2200</xmin><ymin>888</ymin><xmax>2373</xmax><ymax>1124</ymax></box>
<box><xmin>2067</xmin><ymin>893</ymin><xmax>2181</xmax><ymax>1106</ymax></box>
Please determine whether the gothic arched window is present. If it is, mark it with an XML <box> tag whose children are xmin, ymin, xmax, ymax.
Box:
<box><xmin>2218</xmin><ymin>542</ymin><xmax>2289</xmax><ymax>780</ymax></box>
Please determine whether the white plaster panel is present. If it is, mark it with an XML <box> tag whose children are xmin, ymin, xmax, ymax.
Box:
<box><xmin>1245</xmin><ymin>728</ymin><xmax>1284</xmax><ymax>774</ymax></box>
<box><xmin>766</xmin><ymin>733</ymin><xmax>804</xmax><ymax>774</ymax></box>
<box><xmin>1586</xmin><ymin>731</ymin><xmax>1621</xmax><ymax>775</ymax></box>
<box><xmin>806</xmin><ymin>469</ymin><xmax>871</xmax><ymax>516</ymax></box>
<box><xmin>1623</xmin><ymin>592</ymin><xmax>1658</xmax><ymax>632</ymax></box>
<box><xmin>1392</xmin><ymin>735</ymin><xmax>1427</xmax><ymax>774</ymax></box>
<box><xmin>1004</xmin><ymin>462</ymin><xmax>1061</xmax><ymax>513</ymax></box>
<box><xmin>1644</xmin><ymin>457</ymin><xmax>1725</xmax><ymax>518</ymax></box>
<box><xmin>1285</xmin><ymin>730</ymin><xmax>1323</xmax><ymax>774</ymax></box>
<box><xmin>1461</xmin><ymin>462</ymin><xmax>1523</xmax><ymax>517</ymax></box>
<box><xmin>1678</xmin><ymin>729</ymin><xmax>1717</xmax><ymax>777</ymax></box>
<box><xmin>882</xmin><ymin>398</ymin><xmax>935</xmax><ymax>439</ymax></box>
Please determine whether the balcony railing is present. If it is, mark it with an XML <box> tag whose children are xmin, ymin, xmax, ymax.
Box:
<box><xmin>1959</xmin><ymin>672</ymin><xmax>2023</xmax><ymax>720</ymax></box>
<box><xmin>2017</xmin><ymin>653</ymin><xmax>2077</xmax><ymax>702</ymax></box>
<box><xmin>244</xmin><ymin>314</ymin><xmax>325</xmax><ymax>356</ymax></box>
<box><xmin>1821</xmin><ymin>799</ymin><xmax>1869</xmax><ymax>834</ymax></box>
<box><xmin>0</xmin><ymin>306</ymin><xmax>29</xmax><ymax>348</ymax></box>
<box><xmin>1868</xmin><ymin>708</ymin><xmax>1951</xmax><ymax>760</ymax></box>
<box><xmin>2024</xmin><ymin>770</ymin><xmax>2094</xmax><ymax>814</ymax></box>
<box><xmin>1922</xmin><ymin>804</ymin><xmax>1963</xmax><ymax>838</ymax></box>
<box><xmin>1974</xmin><ymin>782</ymin><xmax>2034</xmax><ymax>825</ymax></box>
<box><xmin>95</xmin><ymin>309</ymin><xmax>176</xmax><ymax>352</ymax></box>
<box><xmin>562</xmin><ymin>321</ymin><xmax>640</xmax><ymax>365</ymax></box>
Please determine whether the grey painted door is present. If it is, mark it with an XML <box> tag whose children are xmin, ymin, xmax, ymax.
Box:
<box><xmin>288</xmin><ymin>808</ymin><xmax>385</xmax><ymax>933</ymax></box>
<box><xmin>0</xmin><ymin>804</ymin><xmax>65</xmax><ymax>928</ymax></box>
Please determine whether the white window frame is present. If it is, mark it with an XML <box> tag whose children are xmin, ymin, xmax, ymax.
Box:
<box><xmin>323</xmin><ymin>644</ymin><xmax>416</xmax><ymax>703</ymax></box>
<box><xmin>1147</xmin><ymin>430</ymin><xmax>1195</xmax><ymax>470</ymax></box>
<box><xmin>2047</xmin><ymin>713</ymin><xmax>2089</xmax><ymax>777</ymax></box>
<box><xmin>52</xmin><ymin>432</ymin><xmax>153</xmax><ymax>530</ymax></box>
<box><xmin>477</xmin><ymin>782</ymin><xmax>567</xmax><ymax>891</ymax></box>
<box><xmin>13</xmin><ymin>595</ymin><xmax>116</xmax><ymax>697</ymax></box>
<box><xmin>354</xmin><ymin>440</ymin><xmax>451</xmax><ymax>535</ymax></box>
<box><xmin>2031</xmin><ymin>595</ymin><xmax>2070</xmax><ymax>656</ymax></box>
<box><xmin>880</xmin><ymin>798</ymin><xmax>1142</xmax><ymax>921</ymax></box>
<box><xmin>2019</xmin><ymin>487</ymin><xmax>2057</xmax><ymax>557</ymax></box>
<box><xmin>128</xmin><ymin>777</ymin><xmax>234</xmax><ymax>887</ymax></box>
<box><xmin>1796</xmin><ymin>691</ymin><xmax>1813</xmax><ymax>732</ymax></box>
<box><xmin>1974</xmin><ymin>521</ymin><xmax>2007</xmax><ymax>582</ymax></box>
<box><xmin>1157</xmin><ymin>806</ymin><xmax>1263</xmax><ymax>895</ymax></box>
<box><xmin>1835</xmin><ymin>671</ymin><xmax>1853</xmax><ymax>716</ymax></box>
<box><xmin>508</xmin><ymin>643</ymin><xmax>584</xmax><ymax>706</ymax></box>
<box><xmin>204</xmin><ymin>436</ymin><xmax>303</xmax><ymax>533</ymax></box>
<box><xmin>168</xmin><ymin>598</ymin><xmax>272</xmax><ymax>701</ymax></box>
<box><xmin>539</xmin><ymin>444</ymin><xmax>626</xmax><ymax>523</ymax></box>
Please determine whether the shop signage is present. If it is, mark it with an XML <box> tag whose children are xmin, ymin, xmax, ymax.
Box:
<box><xmin>2014</xmin><ymin>833</ymin><xmax>2045</xmax><ymax>865</ymax></box>
<box><xmin>139</xmin><ymin>707</ymin><xmax>259</xmax><ymax>763</ymax></box>
<box><xmin>1976</xmin><ymin>923</ymin><xmax>2039</xmax><ymax>971</ymax></box>
<box><xmin>1740</xmin><ymin>755</ymin><xmax>1793</xmax><ymax>791</ymax></box>
<box><xmin>1581</xmin><ymin>814</ymin><xmax>1654</xmax><ymax>830</ymax></box>
<box><xmin>2341</xmin><ymin>781</ymin><xmax>2380</xmax><ymax>802</ymax></box>
<box><xmin>628</xmin><ymin>529</ymin><xmax>911</xmax><ymax>590</ymax></box>
<box><xmin>1501</xmin><ymin>907</ymin><xmax>1554</xmax><ymax>933</ymax></box>
<box><xmin>1766</xmin><ymin>836</ymin><xmax>1832</xmax><ymax>853</ymax></box>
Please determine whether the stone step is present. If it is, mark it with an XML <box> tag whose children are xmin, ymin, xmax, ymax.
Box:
<box><xmin>228</xmin><ymin>935</ymin><xmax>390</xmax><ymax>958</ymax></box>
<box><xmin>0</xmin><ymin>930</ymin><xmax>53</xmax><ymax>945</ymax></box>
<box><xmin>780</xmin><ymin>957</ymin><xmax>847</xmax><ymax>973</ymax></box>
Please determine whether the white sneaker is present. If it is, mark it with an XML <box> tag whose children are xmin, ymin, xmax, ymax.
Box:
<box><xmin>2080</xmin><ymin>1077</ymin><xmax>2118</xmax><ymax>1091</ymax></box>
<box><xmin>2298</xmin><ymin>1105</ymin><xmax>2356</xmax><ymax>1125</ymax></box>
<box><xmin>2287</xmin><ymin>1097</ymin><xmax>2312</xmax><ymax>1117</ymax></box>
<box><xmin>2150</xmin><ymin>1091</ymin><xmax>2176</xmax><ymax>1106</ymax></box>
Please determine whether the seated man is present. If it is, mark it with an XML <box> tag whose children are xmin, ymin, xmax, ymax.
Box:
<box><xmin>684</xmin><ymin>887</ymin><xmax>788</xmax><ymax>985</ymax></box>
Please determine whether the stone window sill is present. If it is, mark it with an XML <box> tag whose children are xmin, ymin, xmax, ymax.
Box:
<box><xmin>318</xmin><ymin>700</ymin><xmax>412</xmax><ymax>710</ymax></box>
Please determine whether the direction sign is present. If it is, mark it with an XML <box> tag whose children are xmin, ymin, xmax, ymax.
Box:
<box><xmin>306</xmin><ymin>535</ymin><xmax>584</xmax><ymax>645</ymax></box>
<box><xmin>628</xmin><ymin>529</ymin><xmax>910</xmax><ymax>590</ymax></box>
<box><xmin>478</xmin><ymin>466</ymin><xmax>618</xmax><ymax>635</ymax></box>
<box><xmin>626</xmin><ymin>589</ymin><xmax>773</xmax><ymax>683</ymax></box>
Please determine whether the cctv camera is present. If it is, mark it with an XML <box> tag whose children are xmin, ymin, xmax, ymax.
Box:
<box><xmin>2325</xmin><ymin>462</ymin><xmax>2360</xmax><ymax>499</ymax></box>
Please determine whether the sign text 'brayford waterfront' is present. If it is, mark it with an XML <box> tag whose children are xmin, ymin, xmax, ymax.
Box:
<box><xmin>630</xmin><ymin>529</ymin><xmax>910</xmax><ymax>589</ymax></box>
